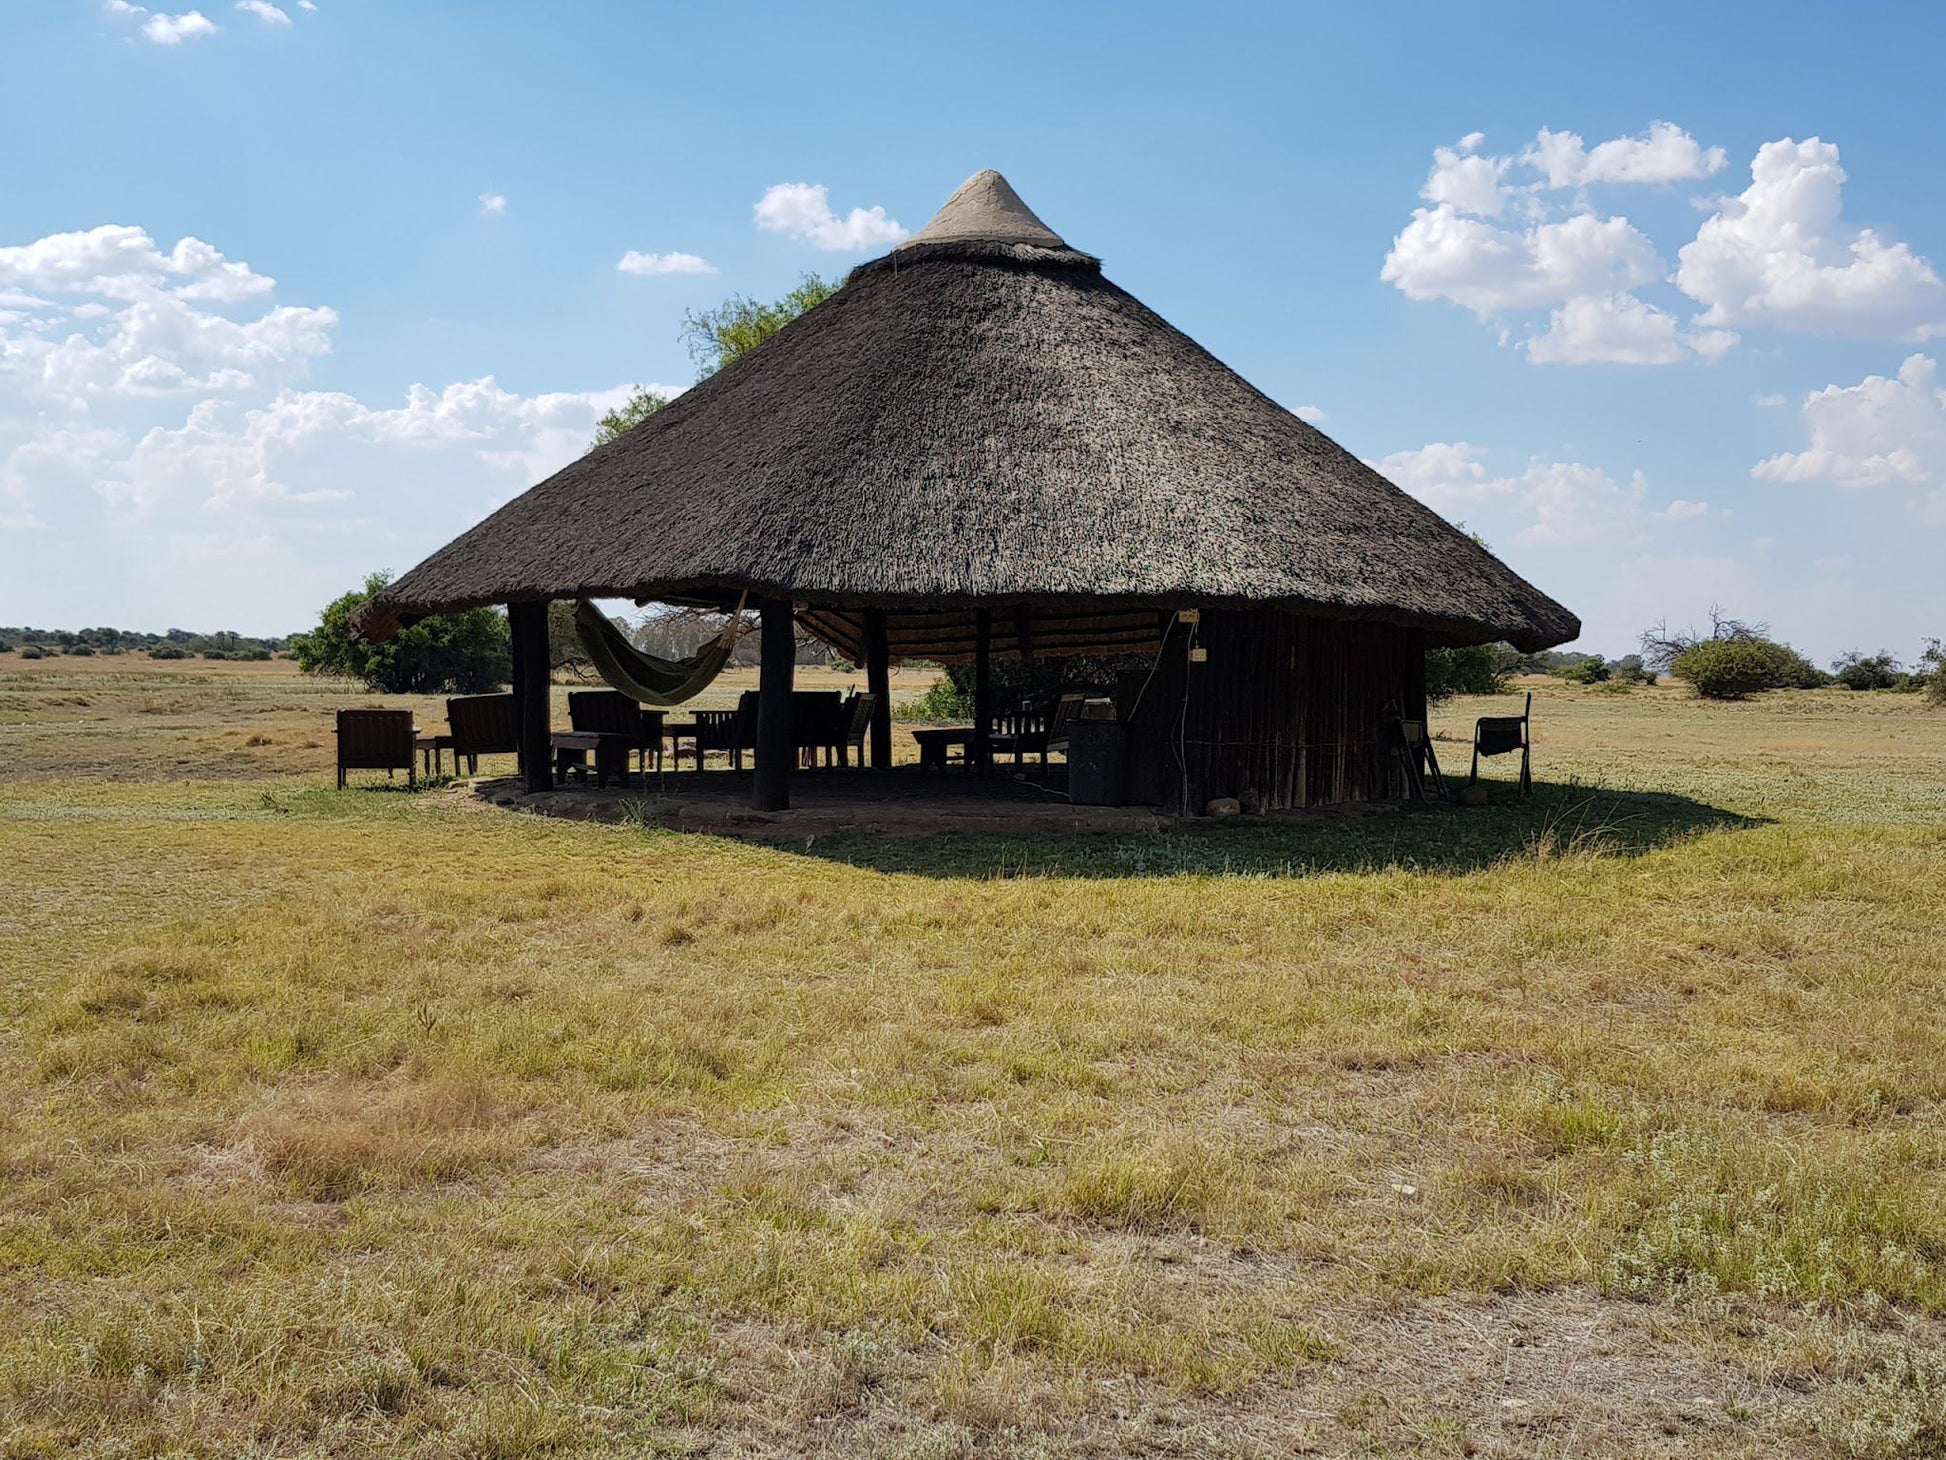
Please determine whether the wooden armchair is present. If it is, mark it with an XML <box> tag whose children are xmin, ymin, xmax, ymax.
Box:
<box><xmin>335</xmin><ymin>708</ymin><xmax>416</xmax><ymax>788</ymax></box>
<box><xmin>835</xmin><ymin>691</ymin><xmax>877</xmax><ymax>768</ymax></box>
<box><xmin>693</xmin><ymin>707</ymin><xmax>744</xmax><ymax>769</ymax></box>
<box><xmin>1384</xmin><ymin>704</ymin><xmax>1446</xmax><ymax>802</ymax></box>
<box><xmin>446</xmin><ymin>693</ymin><xmax>520</xmax><ymax>775</ymax></box>
<box><xmin>1469</xmin><ymin>692</ymin><xmax>1532</xmax><ymax>798</ymax></box>
<box><xmin>995</xmin><ymin>692</ymin><xmax>1086</xmax><ymax>771</ymax></box>
<box><xmin>792</xmin><ymin>690</ymin><xmax>845</xmax><ymax>767</ymax></box>
<box><xmin>568</xmin><ymin>690</ymin><xmax>664</xmax><ymax>775</ymax></box>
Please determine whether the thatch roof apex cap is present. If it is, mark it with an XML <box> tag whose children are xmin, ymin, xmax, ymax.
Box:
<box><xmin>897</xmin><ymin>169</ymin><xmax>1069</xmax><ymax>251</ymax></box>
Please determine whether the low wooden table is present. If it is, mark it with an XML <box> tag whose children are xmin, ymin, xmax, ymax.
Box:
<box><xmin>551</xmin><ymin>731</ymin><xmax>633</xmax><ymax>788</ymax></box>
<box><xmin>661</xmin><ymin>720</ymin><xmax>702</xmax><ymax>771</ymax></box>
<box><xmin>912</xmin><ymin>727</ymin><xmax>974</xmax><ymax>775</ymax></box>
<box><xmin>415</xmin><ymin>732</ymin><xmax>452</xmax><ymax>777</ymax></box>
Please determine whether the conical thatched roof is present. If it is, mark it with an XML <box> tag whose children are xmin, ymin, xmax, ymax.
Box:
<box><xmin>357</xmin><ymin>170</ymin><xmax>1577</xmax><ymax>653</ymax></box>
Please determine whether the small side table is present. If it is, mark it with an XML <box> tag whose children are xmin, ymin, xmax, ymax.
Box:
<box><xmin>911</xmin><ymin>727</ymin><xmax>974</xmax><ymax>775</ymax></box>
<box><xmin>416</xmin><ymin>732</ymin><xmax>452</xmax><ymax>777</ymax></box>
<box><xmin>551</xmin><ymin>731</ymin><xmax>632</xmax><ymax>788</ymax></box>
<box><xmin>661</xmin><ymin>720</ymin><xmax>702</xmax><ymax>771</ymax></box>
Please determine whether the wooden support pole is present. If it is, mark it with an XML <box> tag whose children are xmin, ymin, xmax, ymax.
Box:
<box><xmin>508</xmin><ymin>600</ymin><xmax>552</xmax><ymax>794</ymax></box>
<box><xmin>753</xmin><ymin>598</ymin><xmax>795</xmax><ymax>811</ymax></box>
<box><xmin>973</xmin><ymin>608</ymin><xmax>993</xmax><ymax>779</ymax></box>
<box><xmin>864</xmin><ymin>608</ymin><xmax>892</xmax><ymax>770</ymax></box>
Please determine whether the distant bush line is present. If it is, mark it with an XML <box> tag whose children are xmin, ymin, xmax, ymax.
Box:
<box><xmin>0</xmin><ymin>626</ymin><xmax>289</xmax><ymax>660</ymax></box>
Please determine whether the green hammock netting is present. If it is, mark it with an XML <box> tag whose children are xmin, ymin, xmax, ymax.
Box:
<box><xmin>572</xmin><ymin>599</ymin><xmax>742</xmax><ymax>707</ymax></box>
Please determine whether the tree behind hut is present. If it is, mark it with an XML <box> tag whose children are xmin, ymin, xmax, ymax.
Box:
<box><xmin>683</xmin><ymin>274</ymin><xmax>838</xmax><ymax>378</ymax></box>
<box><xmin>561</xmin><ymin>279</ymin><xmax>842</xmax><ymax>676</ymax></box>
<box><xmin>591</xmin><ymin>388</ymin><xmax>669</xmax><ymax>447</ymax></box>
<box><xmin>1425</xmin><ymin>644</ymin><xmax>1510</xmax><ymax>703</ymax></box>
<box><xmin>292</xmin><ymin>572</ymin><xmax>509</xmax><ymax>694</ymax></box>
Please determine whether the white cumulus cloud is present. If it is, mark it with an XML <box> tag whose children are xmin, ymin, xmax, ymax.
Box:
<box><xmin>616</xmin><ymin>250</ymin><xmax>716</xmax><ymax>277</ymax></box>
<box><xmin>477</xmin><ymin>193</ymin><xmax>507</xmax><ymax>219</ymax></box>
<box><xmin>1752</xmin><ymin>355</ymin><xmax>1946</xmax><ymax>523</ymax></box>
<box><xmin>1385</xmin><ymin>125</ymin><xmax>1942</xmax><ymax>366</ymax></box>
<box><xmin>236</xmin><ymin>0</ymin><xmax>290</xmax><ymax>22</ymax></box>
<box><xmin>0</xmin><ymin>225</ymin><xmax>274</xmax><ymax>303</ymax></box>
<box><xmin>1381</xmin><ymin>206</ymin><xmax>1663</xmax><ymax>315</ymax></box>
<box><xmin>0</xmin><ymin>216</ymin><xmax>696</xmax><ymax>629</ymax></box>
<box><xmin>141</xmin><ymin>10</ymin><xmax>216</xmax><ymax>43</ymax></box>
<box><xmin>1369</xmin><ymin>440</ymin><xmax>1702</xmax><ymax>546</ymax></box>
<box><xmin>1421</xmin><ymin>133</ymin><xmax>1511</xmax><ymax>218</ymax></box>
<box><xmin>1526</xmin><ymin>122</ymin><xmax>1727</xmax><ymax>189</ymax></box>
<box><xmin>1526</xmin><ymin>293</ymin><xmax>1688</xmax><ymax>365</ymax></box>
<box><xmin>1677</xmin><ymin>138</ymin><xmax>1946</xmax><ymax>340</ymax></box>
<box><xmin>754</xmin><ymin>183</ymin><xmax>907</xmax><ymax>251</ymax></box>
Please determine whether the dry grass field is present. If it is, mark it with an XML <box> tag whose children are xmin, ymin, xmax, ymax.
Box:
<box><xmin>3</xmin><ymin>654</ymin><xmax>1945</xmax><ymax>1458</ymax></box>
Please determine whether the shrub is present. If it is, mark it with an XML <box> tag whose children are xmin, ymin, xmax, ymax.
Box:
<box><xmin>1832</xmin><ymin>651</ymin><xmax>1902</xmax><ymax>691</ymax></box>
<box><xmin>237</xmin><ymin>647</ymin><xmax>272</xmax><ymax>662</ymax></box>
<box><xmin>899</xmin><ymin>676</ymin><xmax>972</xmax><ymax>723</ymax></box>
<box><xmin>1922</xmin><ymin>639</ymin><xmax>1946</xmax><ymax>707</ymax></box>
<box><xmin>20</xmin><ymin>645</ymin><xmax>44</xmax><ymax>660</ymax></box>
<box><xmin>201</xmin><ymin>650</ymin><xmax>230</xmax><ymax>660</ymax></box>
<box><xmin>1610</xmin><ymin>654</ymin><xmax>1656</xmax><ymax>685</ymax></box>
<box><xmin>1425</xmin><ymin>644</ymin><xmax>1511</xmax><ymax>704</ymax></box>
<box><xmin>67</xmin><ymin>645</ymin><xmax>95</xmax><ymax>656</ymax></box>
<box><xmin>1553</xmin><ymin>655</ymin><xmax>1610</xmax><ymax>685</ymax></box>
<box><xmin>292</xmin><ymin>572</ymin><xmax>511</xmax><ymax>695</ymax></box>
<box><xmin>1672</xmin><ymin>636</ymin><xmax>1827</xmax><ymax>700</ymax></box>
<box><xmin>148</xmin><ymin>646</ymin><xmax>190</xmax><ymax>660</ymax></box>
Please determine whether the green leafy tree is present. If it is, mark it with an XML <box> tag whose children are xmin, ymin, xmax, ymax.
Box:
<box><xmin>292</xmin><ymin>572</ymin><xmax>510</xmax><ymax>694</ymax></box>
<box><xmin>1425</xmin><ymin>644</ymin><xmax>1511</xmax><ymax>704</ymax></box>
<box><xmin>682</xmin><ymin>274</ymin><xmax>839</xmax><ymax>378</ymax></box>
<box><xmin>1553</xmin><ymin>655</ymin><xmax>1611</xmax><ymax>685</ymax></box>
<box><xmin>548</xmin><ymin>599</ymin><xmax>595</xmax><ymax>678</ymax></box>
<box><xmin>1920</xmin><ymin>639</ymin><xmax>1946</xmax><ymax>706</ymax></box>
<box><xmin>592</xmin><ymin>387</ymin><xmax>670</xmax><ymax>447</ymax></box>
<box><xmin>1671</xmin><ymin>637</ymin><xmax>1827</xmax><ymax>699</ymax></box>
<box><xmin>1831</xmin><ymin>649</ymin><xmax>1901</xmax><ymax>691</ymax></box>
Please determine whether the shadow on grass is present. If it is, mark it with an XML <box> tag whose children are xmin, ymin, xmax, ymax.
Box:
<box><xmin>784</xmin><ymin>780</ymin><xmax>1763</xmax><ymax>880</ymax></box>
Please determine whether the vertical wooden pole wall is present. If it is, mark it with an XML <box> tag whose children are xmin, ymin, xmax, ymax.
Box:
<box><xmin>973</xmin><ymin>609</ymin><xmax>993</xmax><ymax>778</ymax></box>
<box><xmin>1166</xmin><ymin>610</ymin><xmax>1422</xmax><ymax>812</ymax></box>
<box><xmin>508</xmin><ymin>600</ymin><xmax>552</xmax><ymax>795</ymax></box>
<box><xmin>753</xmin><ymin>599</ymin><xmax>796</xmax><ymax>811</ymax></box>
<box><xmin>864</xmin><ymin>608</ymin><xmax>892</xmax><ymax>770</ymax></box>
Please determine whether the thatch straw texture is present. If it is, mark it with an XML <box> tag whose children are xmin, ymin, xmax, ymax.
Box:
<box><xmin>356</xmin><ymin>171</ymin><xmax>1576</xmax><ymax>653</ymax></box>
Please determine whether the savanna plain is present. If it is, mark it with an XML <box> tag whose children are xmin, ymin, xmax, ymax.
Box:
<box><xmin>3</xmin><ymin>655</ymin><xmax>1945</xmax><ymax>1458</ymax></box>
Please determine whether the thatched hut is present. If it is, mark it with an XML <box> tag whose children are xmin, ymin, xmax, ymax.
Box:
<box><xmin>357</xmin><ymin>170</ymin><xmax>1576</xmax><ymax>812</ymax></box>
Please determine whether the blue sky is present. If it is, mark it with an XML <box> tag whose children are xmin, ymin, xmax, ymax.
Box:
<box><xmin>4</xmin><ymin>1</ymin><xmax>1944</xmax><ymax>661</ymax></box>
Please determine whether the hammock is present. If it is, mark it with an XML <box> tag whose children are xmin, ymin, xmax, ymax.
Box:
<box><xmin>572</xmin><ymin>595</ymin><xmax>747</xmax><ymax>707</ymax></box>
